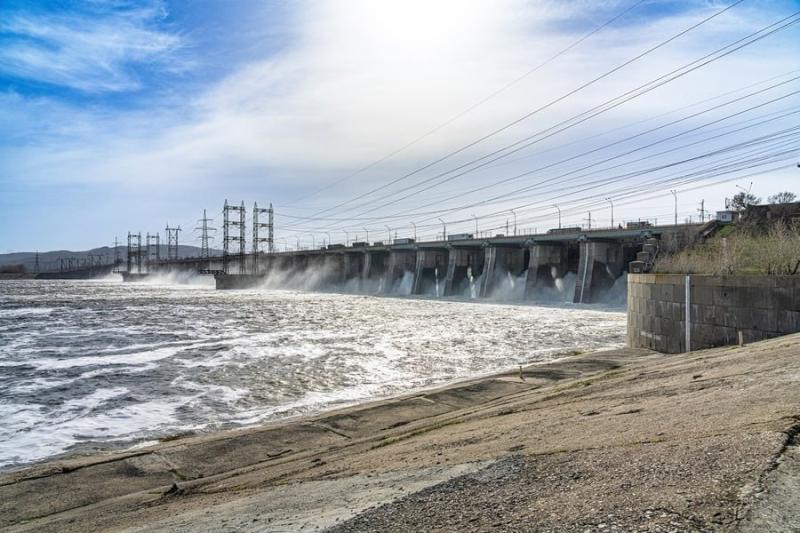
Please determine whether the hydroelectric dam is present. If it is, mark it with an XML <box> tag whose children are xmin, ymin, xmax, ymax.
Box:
<box><xmin>122</xmin><ymin>222</ymin><xmax>711</xmax><ymax>304</ymax></box>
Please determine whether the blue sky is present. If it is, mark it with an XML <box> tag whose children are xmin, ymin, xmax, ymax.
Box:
<box><xmin>1</xmin><ymin>0</ymin><xmax>799</xmax><ymax>252</ymax></box>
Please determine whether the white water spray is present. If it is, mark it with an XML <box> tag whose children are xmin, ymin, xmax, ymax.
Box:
<box><xmin>467</xmin><ymin>267</ymin><xmax>476</xmax><ymax>299</ymax></box>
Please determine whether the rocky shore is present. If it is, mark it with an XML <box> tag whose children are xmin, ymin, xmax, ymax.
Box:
<box><xmin>2</xmin><ymin>334</ymin><xmax>799</xmax><ymax>532</ymax></box>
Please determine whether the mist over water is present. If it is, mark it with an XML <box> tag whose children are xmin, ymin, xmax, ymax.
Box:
<box><xmin>0</xmin><ymin>278</ymin><xmax>625</xmax><ymax>470</ymax></box>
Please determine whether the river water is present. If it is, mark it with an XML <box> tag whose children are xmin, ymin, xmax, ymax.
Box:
<box><xmin>0</xmin><ymin>277</ymin><xmax>626</xmax><ymax>470</ymax></box>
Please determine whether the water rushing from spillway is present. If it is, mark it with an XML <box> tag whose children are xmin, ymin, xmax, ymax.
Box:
<box><xmin>0</xmin><ymin>277</ymin><xmax>626</xmax><ymax>470</ymax></box>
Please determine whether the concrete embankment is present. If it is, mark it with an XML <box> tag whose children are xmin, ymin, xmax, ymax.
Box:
<box><xmin>2</xmin><ymin>336</ymin><xmax>800</xmax><ymax>532</ymax></box>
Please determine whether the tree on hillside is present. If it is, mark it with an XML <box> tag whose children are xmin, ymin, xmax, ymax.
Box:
<box><xmin>767</xmin><ymin>191</ymin><xmax>797</xmax><ymax>204</ymax></box>
<box><xmin>730</xmin><ymin>191</ymin><xmax>761</xmax><ymax>211</ymax></box>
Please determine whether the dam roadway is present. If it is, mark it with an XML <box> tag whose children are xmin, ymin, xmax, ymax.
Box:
<box><xmin>126</xmin><ymin>222</ymin><xmax>709</xmax><ymax>304</ymax></box>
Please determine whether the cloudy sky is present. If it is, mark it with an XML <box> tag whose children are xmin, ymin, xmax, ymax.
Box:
<box><xmin>1</xmin><ymin>0</ymin><xmax>799</xmax><ymax>252</ymax></box>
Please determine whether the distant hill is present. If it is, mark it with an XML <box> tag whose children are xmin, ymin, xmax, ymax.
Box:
<box><xmin>0</xmin><ymin>245</ymin><xmax>222</xmax><ymax>272</ymax></box>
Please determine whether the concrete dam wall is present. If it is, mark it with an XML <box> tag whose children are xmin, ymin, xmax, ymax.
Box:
<box><xmin>212</xmin><ymin>239</ymin><xmax>641</xmax><ymax>304</ymax></box>
<box><xmin>126</xmin><ymin>225</ymin><xmax>708</xmax><ymax>304</ymax></box>
<box><xmin>627</xmin><ymin>274</ymin><xmax>800</xmax><ymax>353</ymax></box>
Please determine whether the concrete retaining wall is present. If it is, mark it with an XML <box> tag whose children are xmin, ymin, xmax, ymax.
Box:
<box><xmin>628</xmin><ymin>274</ymin><xmax>800</xmax><ymax>353</ymax></box>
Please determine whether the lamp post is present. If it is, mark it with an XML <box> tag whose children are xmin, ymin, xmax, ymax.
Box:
<box><xmin>605</xmin><ymin>197</ymin><xmax>614</xmax><ymax>228</ymax></box>
<box><xmin>670</xmin><ymin>190</ymin><xmax>678</xmax><ymax>226</ymax></box>
<box><xmin>438</xmin><ymin>218</ymin><xmax>447</xmax><ymax>241</ymax></box>
<box><xmin>410</xmin><ymin>221</ymin><xmax>417</xmax><ymax>241</ymax></box>
<box><xmin>362</xmin><ymin>227</ymin><xmax>369</xmax><ymax>244</ymax></box>
<box><xmin>553</xmin><ymin>204</ymin><xmax>561</xmax><ymax>229</ymax></box>
<box><xmin>510</xmin><ymin>209</ymin><xmax>517</xmax><ymax>235</ymax></box>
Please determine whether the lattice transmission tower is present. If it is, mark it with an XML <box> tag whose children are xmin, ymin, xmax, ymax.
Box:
<box><xmin>165</xmin><ymin>224</ymin><xmax>182</xmax><ymax>261</ymax></box>
<box><xmin>195</xmin><ymin>209</ymin><xmax>216</xmax><ymax>265</ymax></box>
<box><xmin>127</xmin><ymin>232</ymin><xmax>143</xmax><ymax>273</ymax></box>
<box><xmin>252</xmin><ymin>202</ymin><xmax>274</xmax><ymax>274</ymax></box>
<box><xmin>222</xmin><ymin>200</ymin><xmax>246</xmax><ymax>274</ymax></box>
<box><xmin>146</xmin><ymin>233</ymin><xmax>160</xmax><ymax>273</ymax></box>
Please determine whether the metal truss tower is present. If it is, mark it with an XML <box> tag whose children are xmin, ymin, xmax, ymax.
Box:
<box><xmin>252</xmin><ymin>202</ymin><xmax>274</xmax><ymax>274</ymax></box>
<box><xmin>196</xmin><ymin>209</ymin><xmax>216</xmax><ymax>262</ymax></box>
<box><xmin>165</xmin><ymin>225</ymin><xmax>182</xmax><ymax>261</ymax></box>
<box><xmin>146</xmin><ymin>232</ymin><xmax>160</xmax><ymax>273</ymax></box>
<box><xmin>223</xmin><ymin>200</ymin><xmax>245</xmax><ymax>274</ymax></box>
<box><xmin>127</xmin><ymin>232</ymin><xmax>143</xmax><ymax>273</ymax></box>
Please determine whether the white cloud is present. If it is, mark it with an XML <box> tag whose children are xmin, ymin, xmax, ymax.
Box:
<box><xmin>0</xmin><ymin>1</ymin><xmax>185</xmax><ymax>92</ymax></box>
<box><xmin>2</xmin><ymin>0</ymin><xmax>799</xmax><ymax>247</ymax></box>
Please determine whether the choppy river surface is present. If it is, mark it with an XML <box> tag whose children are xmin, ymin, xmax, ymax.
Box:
<box><xmin>0</xmin><ymin>277</ymin><xmax>626</xmax><ymax>470</ymax></box>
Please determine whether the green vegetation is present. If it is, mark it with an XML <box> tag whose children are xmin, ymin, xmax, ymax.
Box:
<box><xmin>654</xmin><ymin>219</ymin><xmax>800</xmax><ymax>275</ymax></box>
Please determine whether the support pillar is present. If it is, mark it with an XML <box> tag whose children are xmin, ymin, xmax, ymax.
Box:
<box><xmin>412</xmin><ymin>249</ymin><xmax>447</xmax><ymax>295</ymax></box>
<box><xmin>573</xmin><ymin>241</ymin><xmax>625</xmax><ymax>303</ymax></box>
<box><xmin>480</xmin><ymin>246</ymin><xmax>526</xmax><ymax>298</ymax></box>
<box><xmin>524</xmin><ymin>243</ymin><xmax>567</xmax><ymax>298</ymax></box>
<box><xmin>443</xmin><ymin>248</ymin><xmax>483</xmax><ymax>296</ymax></box>
<box><xmin>385</xmin><ymin>250</ymin><xmax>416</xmax><ymax>293</ymax></box>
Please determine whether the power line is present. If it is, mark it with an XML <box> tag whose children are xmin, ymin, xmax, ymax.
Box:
<box><xmin>275</xmin><ymin>83</ymin><xmax>800</xmax><ymax>233</ymax></box>
<box><xmin>278</xmin><ymin>0</ymin><xmax>648</xmax><ymax>208</ymax></box>
<box><xmin>318</xmin><ymin>10</ymin><xmax>800</xmax><ymax>226</ymax></box>
<box><xmin>300</xmin><ymin>0</ymin><xmax>750</xmax><ymax>222</ymax></box>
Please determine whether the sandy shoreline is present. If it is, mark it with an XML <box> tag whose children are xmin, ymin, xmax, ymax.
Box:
<box><xmin>2</xmin><ymin>335</ymin><xmax>799</xmax><ymax>531</ymax></box>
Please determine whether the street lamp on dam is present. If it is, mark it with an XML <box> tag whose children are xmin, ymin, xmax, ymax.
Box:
<box><xmin>605</xmin><ymin>197</ymin><xmax>614</xmax><ymax>228</ymax></box>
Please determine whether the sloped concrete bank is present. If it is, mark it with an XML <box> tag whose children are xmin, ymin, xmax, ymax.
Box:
<box><xmin>1</xmin><ymin>336</ymin><xmax>800</xmax><ymax>532</ymax></box>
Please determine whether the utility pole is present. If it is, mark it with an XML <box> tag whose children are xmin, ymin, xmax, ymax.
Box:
<box><xmin>553</xmin><ymin>205</ymin><xmax>561</xmax><ymax>229</ymax></box>
<box><xmin>671</xmin><ymin>190</ymin><xmax>678</xmax><ymax>226</ymax></box>
<box><xmin>113</xmin><ymin>237</ymin><xmax>121</xmax><ymax>271</ymax></box>
<box><xmin>438</xmin><ymin>218</ymin><xmax>447</xmax><ymax>240</ymax></box>
<box><xmin>605</xmin><ymin>197</ymin><xmax>614</xmax><ymax>227</ymax></box>
<box><xmin>127</xmin><ymin>233</ymin><xmax>133</xmax><ymax>273</ymax></box>
<box><xmin>472</xmin><ymin>214</ymin><xmax>478</xmax><ymax>236</ymax></box>
<box><xmin>253</xmin><ymin>202</ymin><xmax>272</xmax><ymax>273</ymax></box>
<box><xmin>584</xmin><ymin>211</ymin><xmax>592</xmax><ymax>230</ymax></box>
<box><xmin>362</xmin><ymin>227</ymin><xmax>370</xmax><ymax>244</ymax></box>
<box><xmin>196</xmin><ymin>209</ymin><xmax>216</xmax><ymax>263</ymax></box>
<box><xmin>510</xmin><ymin>209</ymin><xmax>517</xmax><ymax>235</ymax></box>
<box><xmin>34</xmin><ymin>251</ymin><xmax>40</xmax><ymax>274</ymax></box>
<box><xmin>385</xmin><ymin>225</ymin><xmax>392</xmax><ymax>243</ymax></box>
<box><xmin>698</xmin><ymin>199</ymin><xmax>705</xmax><ymax>222</ymax></box>
<box><xmin>165</xmin><ymin>224</ymin><xmax>182</xmax><ymax>261</ymax></box>
<box><xmin>268</xmin><ymin>203</ymin><xmax>274</xmax><ymax>253</ymax></box>
<box><xmin>410</xmin><ymin>222</ymin><xmax>417</xmax><ymax>241</ymax></box>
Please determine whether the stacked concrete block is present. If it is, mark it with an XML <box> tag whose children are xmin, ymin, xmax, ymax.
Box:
<box><xmin>628</xmin><ymin>274</ymin><xmax>800</xmax><ymax>353</ymax></box>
